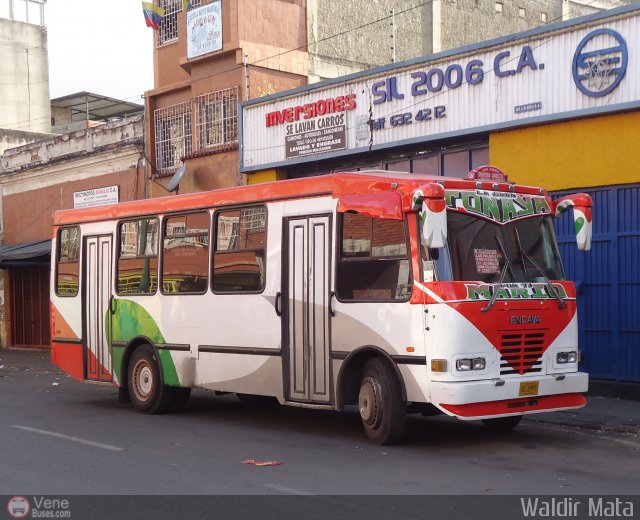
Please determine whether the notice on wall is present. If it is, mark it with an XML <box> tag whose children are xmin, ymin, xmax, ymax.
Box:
<box><xmin>187</xmin><ymin>1</ymin><xmax>222</xmax><ymax>60</ymax></box>
<box><xmin>285</xmin><ymin>114</ymin><xmax>347</xmax><ymax>159</ymax></box>
<box><xmin>474</xmin><ymin>248</ymin><xmax>500</xmax><ymax>274</ymax></box>
<box><xmin>73</xmin><ymin>186</ymin><xmax>119</xmax><ymax>209</ymax></box>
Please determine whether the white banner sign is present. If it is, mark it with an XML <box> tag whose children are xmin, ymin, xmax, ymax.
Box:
<box><xmin>187</xmin><ymin>1</ymin><xmax>222</xmax><ymax>60</ymax></box>
<box><xmin>241</xmin><ymin>10</ymin><xmax>640</xmax><ymax>171</ymax></box>
<box><xmin>73</xmin><ymin>186</ymin><xmax>119</xmax><ymax>209</ymax></box>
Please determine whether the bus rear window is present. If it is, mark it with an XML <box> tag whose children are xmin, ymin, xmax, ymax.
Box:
<box><xmin>56</xmin><ymin>227</ymin><xmax>80</xmax><ymax>297</ymax></box>
<box><xmin>337</xmin><ymin>214</ymin><xmax>411</xmax><ymax>301</ymax></box>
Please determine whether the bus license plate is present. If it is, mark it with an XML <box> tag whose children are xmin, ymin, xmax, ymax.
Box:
<box><xmin>519</xmin><ymin>381</ymin><xmax>539</xmax><ymax>397</ymax></box>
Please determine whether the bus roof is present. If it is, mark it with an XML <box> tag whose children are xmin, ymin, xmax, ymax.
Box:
<box><xmin>53</xmin><ymin>170</ymin><xmax>547</xmax><ymax>227</ymax></box>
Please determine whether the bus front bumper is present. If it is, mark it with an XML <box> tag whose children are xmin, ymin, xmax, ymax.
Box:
<box><xmin>430</xmin><ymin>372</ymin><xmax>588</xmax><ymax>420</ymax></box>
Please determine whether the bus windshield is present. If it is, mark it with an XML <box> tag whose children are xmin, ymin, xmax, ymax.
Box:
<box><xmin>444</xmin><ymin>212</ymin><xmax>565</xmax><ymax>283</ymax></box>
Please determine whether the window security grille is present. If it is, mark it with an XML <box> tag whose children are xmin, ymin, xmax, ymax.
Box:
<box><xmin>194</xmin><ymin>87</ymin><xmax>239</xmax><ymax>150</ymax></box>
<box><xmin>154</xmin><ymin>101</ymin><xmax>193</xmax><ymax>176</ymax></box>
<box><xmin>157</xmin><ymin>0</ymin><xmax>203</xmax><ymax>46</ymax></box>
<box><xmin>154</xmin><ymin>88</ymin><xmax>239</xmax><ymax>177</ymax></box>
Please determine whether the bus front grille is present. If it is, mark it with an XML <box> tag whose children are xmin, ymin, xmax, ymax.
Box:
<box><xmin>499</xmin><ymin>332</ymin><xmax>545</xmax><ymax>375</ymax></box>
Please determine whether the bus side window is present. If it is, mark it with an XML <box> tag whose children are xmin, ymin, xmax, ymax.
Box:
<box><xmin>162</xmin><ymin>212</ymin><xmax>210</xmax><ymax>294</ymax></box>
<box><xmin>337</xmin><ymin>213</ymin><xmax>411</xmax><ymax>302</ymax></box>
<box><xmin>213</xmin><ymin>206</ymin><xmax>266</xmax><ymax>293</ymax></box>
<box><xmin>117</xmin><ymin>218</ymin><xmax>159</xmax><ymax>295</ymax></box>
<box><xmin>56</xmin><ymin>227</ymin><xmax>80</xmax><ymax>297</ymax></box>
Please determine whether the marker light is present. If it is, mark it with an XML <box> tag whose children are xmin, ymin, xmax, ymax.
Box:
<box><xmin>465</xmin><ymin>165</ymin><xmax>508</xmax><ymax>182</ymax></box>
<box><xmin>431</xmin><ymin>359</ymin><xmax>447</xmax><ymax>372</ymax></box>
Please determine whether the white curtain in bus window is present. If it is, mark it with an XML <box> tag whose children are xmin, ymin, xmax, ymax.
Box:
<box><xmin>213</xmin><ymin>206</ymin><xmax>266</xmax><ymax>292</ymax></box>
<box><xmin>56</xmin><ymin>227</ymin><xmax>80</xmax><ymax>297</ymax></box>
<box><xmin>117</xmin><ymin>219</ymin><xmax>159</xmax><ymax>295</ymax></box>
<box><xmin>162</xmin><ymin>212</ymin><xmax>210</xmax><ymax>294</ymax></box>
<box><xmin>338</xmin><ymin>213</ymin><xmax>410</xmax><ymax>301</ymax></box>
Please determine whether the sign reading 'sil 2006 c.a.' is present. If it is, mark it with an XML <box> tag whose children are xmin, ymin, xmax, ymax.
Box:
<box><xmin>241</xmin><ymin>10</ymin><xmax>639</xmax><ymax>171</ymax></box>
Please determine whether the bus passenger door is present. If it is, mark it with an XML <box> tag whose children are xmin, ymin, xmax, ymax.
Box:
<box><xmin>285</xmin><ymin>215</ymin><xmax>332</xmax><ymax>404</ymax></box>
<box><xmin>83</xmin><ymin>234</ymin><xmax>113</xmax><ymax>382</ymax></box>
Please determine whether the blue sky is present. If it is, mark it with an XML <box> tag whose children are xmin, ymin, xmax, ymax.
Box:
<box><xmin>46</xmin><ymin>0</ymin><xmax>154</xmax><ymax>103</ymax></box>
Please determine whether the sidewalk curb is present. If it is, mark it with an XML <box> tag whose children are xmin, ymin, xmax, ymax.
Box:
<box><xmin>524</xmin><ymin>416</ymin><xmax>640</xmax><ymax>436</ymax></box>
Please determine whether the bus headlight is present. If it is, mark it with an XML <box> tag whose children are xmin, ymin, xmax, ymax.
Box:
<box><xmin>456</xmin><ymin>357</ymin><xmax>486</xmax><ymax>371</ymax></box>
<box><xmin>556</xmin><ymin>351</ymin><xmax>578</xmax><ymax>364</ymax></box>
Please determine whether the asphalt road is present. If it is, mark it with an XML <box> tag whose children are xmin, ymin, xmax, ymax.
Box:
<box><xmin>1</xmin><ymin>359</ymin><xmax>639</xmax><ymax>497</ymax></box>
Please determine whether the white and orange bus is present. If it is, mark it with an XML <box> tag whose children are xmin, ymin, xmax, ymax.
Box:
<box><xmin>50</xmin><ymin>167</ymin><xmax>592</xmax><ymax>444</ymax></box>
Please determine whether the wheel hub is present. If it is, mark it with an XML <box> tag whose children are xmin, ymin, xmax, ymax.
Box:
<box><xmin>132</xmin><ymin>360</ymin><xmax>153</xmax><ymax>402</ymax></box>
<box><xmin>359</xmin><ymin>376</ymin><xmax>381</xmax><ymax>428</ymax></box>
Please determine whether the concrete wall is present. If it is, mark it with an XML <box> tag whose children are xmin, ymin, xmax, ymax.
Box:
<box><xmin>0</xmin><ymin>129</ymin><xmax>53</xmax><ymax>156</ymax></box>
<box><xmin>0</xmin><ymin>17</ymin><xmax>50</xmax><ymax>133</ymax></box>
<box><xmin>307</xmin><ymin>0</ymin><xmax>430</xmax><ymax>82</ymax></box>
<box><xmin>490</xmin><ymin>111</ymin><xmax>640</xmax><ymax>191</ymax></box>
<box><xmin>439</xmin><ymin>0</ymin><xmax>563</xmax><ymax>52</ymax></box>
<box><xmin>307</xmin><ymin>0</ymin><xmax>630</xmax><ymax>82</ymax></box>
<box><xmin>1</xmin><ymin>115</ymin><xmax>144</xmax><ymax>174</ymax></box>
<box><xmin>0</xmin><ymin>116</ymin><xmax>145</xmax><ymax>243</ymax></box>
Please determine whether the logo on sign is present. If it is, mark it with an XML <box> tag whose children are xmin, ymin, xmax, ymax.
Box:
<box><xmin>572</xmin><ymin>28</ymin><xmax>627</xmax><ymax>97</ymax></box>
<box><xmin>7</xmin><ymin>497</ymin><xmax>30</xmax><ymax>519</ymax></box>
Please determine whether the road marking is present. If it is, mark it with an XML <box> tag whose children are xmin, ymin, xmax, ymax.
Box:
<box><xmin>263</xmin><ymin>483</ymin><xmax>311</xmax><ymax>495</ymax></box>
<box><xmin>11</xmin><ymin>425</ymin><xmax>125</xmax><ymax>452</ymax></box>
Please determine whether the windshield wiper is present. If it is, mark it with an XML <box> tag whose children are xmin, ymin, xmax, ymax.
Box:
<box><xmin>481</xmin><ymin>235</ymin><xmax>511</xmax><ymax>313</ymax></box>
<box><xmin>514</xmin><ymin>228</ymin><xmax>567</xmax><ymax>309</ymax></box>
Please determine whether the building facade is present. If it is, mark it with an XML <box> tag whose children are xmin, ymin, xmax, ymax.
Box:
<box><xmin>0</xmin><ymin>0</ymin><xmax>51</xmax><ymax>154</ymax></box>
<box><xmin>145</xmin><ymin>0</ymin><xmax>632</xmax><ymax>193</ymax></box>
<box><xmin>307</xmin><ymin>0</ymin><xmax>625</xmax><ymax>82</ymax></box>
<box><xmin>0</xmin><ymin>117</ymin><xmax>145</xmax><ymax>349</ymax></box>
<box><xmin>145</xmin><ymin>0</ymin><xmax>308</xmax><ymax>197</ymax></box>
<box><xmin>240</xmin><ymin>5</ymin><xmax>640</xmax><ymax>385</ymax></box>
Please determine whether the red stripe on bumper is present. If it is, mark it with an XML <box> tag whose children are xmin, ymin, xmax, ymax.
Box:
<box><xmin>440</xmin><ymin>393</ymin><xmax>586</xmax><ymax>418</ymax></box>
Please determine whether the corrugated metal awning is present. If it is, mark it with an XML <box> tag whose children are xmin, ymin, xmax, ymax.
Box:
<box><xmin>0</xmin><ymin>240</ymin><xmax>51</xmax><ymax>267</ymax></box>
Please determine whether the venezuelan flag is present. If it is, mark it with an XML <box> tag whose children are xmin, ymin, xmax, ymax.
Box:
<box><xmin>182</xmin><ymin>0</ymin><xmax>192</xmax><ymax>11</ymax></box>
<box><xmin>142</xmin><ymin>1</ymin><xmax>165</xmax><ymax>29</ymax></box>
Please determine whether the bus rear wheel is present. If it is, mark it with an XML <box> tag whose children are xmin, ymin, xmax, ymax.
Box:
<box><xmin>481</xmin><ymin>415</ymin><xmax>522</xmax><ymax>433</ymax></box>
<box><xmin>358</xmin><ymin>358</ymin><xmax>406</xmax><ymax>445</ymax></box>
<box><xmin>127</xmin><ymin>345</ymin><xmax>175</xmax><ymax>414</ymax></box>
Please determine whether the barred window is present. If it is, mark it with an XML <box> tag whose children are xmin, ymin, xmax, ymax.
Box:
<box><xmin>195</xmin><ymin>87</ymin><xmax>239</xmax><ymax>149</ymax></box>
<box><xmin>157</xmin><ymin>0</ymin><xmax>202</xmax><ymax>46</ymax></box>
<box><xmin>154</xmin><ymin>101</ymin><xmax>193</xmax><ymax>177</ymax></box>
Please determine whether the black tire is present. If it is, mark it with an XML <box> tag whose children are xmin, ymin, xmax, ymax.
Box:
<box><xmin>236</xmin><ymin>393</ymin><xmax>278</xmax><ymax>407</ymax></box>
<box><xmin>169</xmin><ymin>387</ymin><xmax>192</xmax><ymax>413</ymax></box>
<box><xmin>127</xmin><ymin>344</ymin><xmax>175</xmax><ymax>414</ymax></box>
<box><xmin>358</xmin><ymin>358</ymin><xmax>406</xmax><ymax>445</ymax></box>
<box><xmin>482</xmin><ymin>415</ymin><xmax>523</xmax><ymax>433</ymax></box>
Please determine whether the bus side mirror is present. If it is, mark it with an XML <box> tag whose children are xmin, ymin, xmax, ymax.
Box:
<box><xmin>412</xmin><ymin>183</ymin><xmax>447</xmax><ymax>249</ymax></box>
<box><xmin>552</xmin><ymin>194</ymin><xmax>593</xmax><ymax>251</ymax></box>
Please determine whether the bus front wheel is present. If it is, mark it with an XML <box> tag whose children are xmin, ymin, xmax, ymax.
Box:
<box><xmin>127</xmin><ymin>345</ymin><xmax>175</xmax><ymax>414</ymax></box>
<box><xmin>358</xmin><ymin>358</ymin><xmax>406</xmax><ymax>445</ymax></box>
